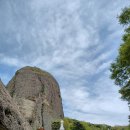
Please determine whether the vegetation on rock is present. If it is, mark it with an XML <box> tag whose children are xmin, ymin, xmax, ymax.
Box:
<box><xmin>51</xmin><ymin>120</ymin><xmax>61</xmax><ymax>130</ymax></box>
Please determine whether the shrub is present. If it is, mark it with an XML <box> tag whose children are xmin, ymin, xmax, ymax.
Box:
<box><xmin>51</xmin><ymin>121</ymin><xmax>60</xmax><ymax>130</ymax></box>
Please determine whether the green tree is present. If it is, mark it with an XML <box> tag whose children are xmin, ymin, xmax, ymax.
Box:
<box><xmin>71</xmin><ymin>120</ymin><xmax>85</xmax><ymax>130</ymax></box>
<box><xmin>110</xmin><ymin>6</ymin><xmax>130</xmax><ymax>124</ymax></box>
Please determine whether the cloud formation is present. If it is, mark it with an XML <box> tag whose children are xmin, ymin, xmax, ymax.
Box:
<box><xmin>0</xmin><ymin>0</ymin><xmax>129</xmax><ymax>126</ymax></box>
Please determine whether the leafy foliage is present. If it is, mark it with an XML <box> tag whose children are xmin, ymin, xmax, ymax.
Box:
<box><xmin>119</xmin><ymin>7</ymin><xmax>130</xmax><ymax>25</ymax></box>
<box><xmin>51</xmin><ymin>121</ymin><xmax>60</xmax><ymax>130</ymax></box>
<box><xmin>70</xmin><ymin>120</ymin><xmax>85</xmax><ymax>130</ymax></box>
<box><xmin>110</xmin><ymin>6</ymin><xmax>130</xmax><ymax>101</ymax></box>
<box><xmin>110</xmin><ymin>6</ymin><xmax>130</xmax><ymax>124</ymax></box>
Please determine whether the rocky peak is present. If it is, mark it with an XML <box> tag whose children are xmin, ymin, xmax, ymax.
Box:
<box><xmin>7</xmin><ymin>66</ymin><xmax>64</xmax><ymax>130</ymax></box>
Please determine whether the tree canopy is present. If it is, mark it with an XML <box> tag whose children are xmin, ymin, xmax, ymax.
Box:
<box><xmin>110</xmin><ymin>7</ymin><xmax>130</xmax><ymax>102</ymax></box>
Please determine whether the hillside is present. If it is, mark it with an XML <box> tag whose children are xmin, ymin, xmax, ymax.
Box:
<box><xmin>63</xmin><ymin>118</ymin><xmax>129</xmax><ymax>130</ymax></box>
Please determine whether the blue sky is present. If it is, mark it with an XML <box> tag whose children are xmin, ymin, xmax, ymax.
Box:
<box><xmin>0</xmin><ymin>0</ymin><xmax>129</xmax><ymax>126</ymax></box>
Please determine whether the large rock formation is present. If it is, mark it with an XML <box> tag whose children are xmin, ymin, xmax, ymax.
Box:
<box><xmin>0</xmin><ymin>79</ymin><xmax>31</xmax><ymax>130</ymax></box>
<box><xmin>7</xmin><ymin>66</ymin><xmax>64</xmax><ymax>130</ymax></box>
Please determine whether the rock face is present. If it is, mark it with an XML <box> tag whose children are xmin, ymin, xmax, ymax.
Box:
<box><xmin>0</xmin><ymin>79</ymin><xmax>31</xmax><ymax>130</ymax></box>
<box><xmin>7</xmin><ymin>66</ymin><xmax>64</xmax><ymax>130</ymax></box>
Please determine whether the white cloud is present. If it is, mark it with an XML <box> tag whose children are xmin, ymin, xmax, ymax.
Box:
<box><xmin>0</xmin><ymin>54</ymin><xmax>26</xmax><ymax>67</ymax></box>
<box><xmin>61</xmin><ymin>73</ymin><xmax>129</xmax><ymax>126</ymax></box>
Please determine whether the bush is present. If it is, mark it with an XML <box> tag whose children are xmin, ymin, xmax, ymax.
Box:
<box><xmin>51</xmin><ymin>121</ymin><xmax>60</xmax><ymax>130</ymax></box>
<box><xmin>71</xmin><ymin>120</ymin><xmax>85</xmax><ymax>130</ymax></box>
